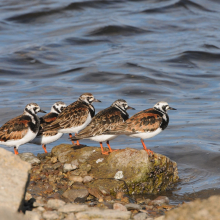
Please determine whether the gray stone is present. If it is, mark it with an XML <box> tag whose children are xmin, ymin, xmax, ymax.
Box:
<box><xmin>63</xmin><ymin>163</ymin><xmax>78</xmax><ymax>172</ymax></box>
<box><xmin>18</xmin><ymin>152</ymin><xmax>41</xmax><ymax>164</ymax></box>
<box><xmin>113</xmin><ymin>203</ymin><xmax>127</xmax><ymax>211</ymax></box>
<box><xmin>58</xmin><ymin>204</ymin><xmax>89</xmax><ymax>213</ymax></box>
<box><xmin>42</xmin><ymin>211</ymin><xmax>59</xmax><ymax>220</ymax></box>
<box><xmin>125</xmin><ymin>203</ymin><xmax>141</xmax><ymax>211</ymax></box>
<box><xmin>0</xmin><ymin>148</ymin><xmax>31</xmax><ymax>212</ymax></box>
<box><xmin>83</xmin><ymin>175</ymin><xmax>93</xmax><ymax>183</ymax></box>
<box><xmin>133</xmin><ymin>212</ymin><xmax>148</xmax><ymax>220</ymax></box>
<box><xmin>75</xmin><ymin>209</ymin><xmax>131</xmax><ymax>219</ymax></box>
<box><xmin>47</xmin><ymin>199</ymin><xmax>66</xmax><ymax>209</ymax></box>
<box><xmin>25</xmin><ymin>211</ymin><xmax>41</xmax><ymax>220</ymax></box>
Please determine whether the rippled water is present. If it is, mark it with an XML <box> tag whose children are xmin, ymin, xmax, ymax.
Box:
<box><xmin>1</xmin><ymin>0</ymin><xmax>220</xmax><ymax>204</ymax></box>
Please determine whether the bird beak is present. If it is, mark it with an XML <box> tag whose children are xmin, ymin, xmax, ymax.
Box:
<box><xmin>127</xmin><ymin>106</ymin><xmax>135</xmax><ymax>110</ymax></box>
<box><xmin>93</xmin><ymin>99</ymin><xmax>101</xmax><ymax>102</ymax></box>
<box><xmin>39</xmin><ymin>109</ymin><xmax>46</xmax><ymax>113</ymax></box>
<box><xmin>168</xmin><ymin>106</ymin><xmax>176</xmax><ymax>110</ymax></box>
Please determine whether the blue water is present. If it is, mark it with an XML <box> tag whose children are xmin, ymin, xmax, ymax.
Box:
<box><xmin>1</xmin><ymin>0</ymin><xmax>220</xmax><ymax>203</ymax></box>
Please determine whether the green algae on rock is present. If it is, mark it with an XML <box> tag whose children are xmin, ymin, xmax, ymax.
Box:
<box><xmin>51</xmin><ymin>144</ymin><xmax>179</xmax><ymax>195</ymax></box>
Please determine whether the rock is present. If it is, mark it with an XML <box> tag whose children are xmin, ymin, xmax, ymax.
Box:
<box><xmin>62</xmin><ymin>189</ymin><xmax>89</xmax><ymax>202</ymax></box>
<box><xmin>75</xmin><ymin>209</ymin><xmax>131</xmax><ymax>219</ymax></box>
<box><xmin>63</xmin><ymin>213</ymin><xmax>77</xmax><ymax>220</ymax></box>
<box><xmin>83</xmin><ymin>175</ymin><xmax>93</xmax><ymax>183</ymax></box>
<box><xmin>98</xmin><ymin>186</ymin><xmax>110</xmax><ymax>196</ymax></box>
<box><xmin>150</xmin><ymin>196</ymin><xmax>169</xmax><ymax>206</ymax></box>
<box><xmin>0</xmin><ymin>207</ymin><xmax>28</xmax><ymax>220</ymax></box>
<box><xmin>25</xmin><ymin>211</ymin><xmax>41</xmax><ymax>220</ymax></box>
<box><xmin>42</xmin><ymin>211</ymin><xmax>59</xmax><ymax>220</ymax></box>
<box><xmin>0</xmin><ymin>148</ymin><xmax>31</xmax><ymax>212</ymax></box>
<box><xmin>18</xmin><ymin>152</ymin><xmax>41</xmax><ymax>164</ymax></box>
<box><xmin>133</xmin><ymin>212</ymin><xmax>148</xmax><ymax>220</ymax></box>
<box><xmin>113</xmin><ymin>203</ymin><xmax>127</xmax><ymax>211</ymax></box>
<box><xmin>125</xmin><ymin>203</ymin><xmax>141</xmax><ymax>211</ymax></box>
<box><xmin>164</xmin><ymin>195</ymin><xmax>220</xmax><ymax>220</ymax></box>
<box><xmin>58</xmin><ymin>204</ymin><xmax>89</xmax><ymax>213</ymax></box>
<box><xmin>50</xmin><ymin>145</ymin><xmax>178</xmax><ymax>195</ymax></box>
<box><xmin>63</xmin><ymin>163</ymin><xmax>77</xmax><ymax>172</ymax></box>
<box><xmin>46</xmin><ymin>199</ymin><xmax>66</xmax><ymax>209</ymax></box>
<box><xmin>68</xmin><ymin>175</ymin><xmax>83</xmax><ymax>182</ymax></box>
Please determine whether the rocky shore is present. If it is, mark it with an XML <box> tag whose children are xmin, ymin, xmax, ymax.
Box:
<box><xmin>1</xmin><ymin>144</ymin><xmax>219</xmax><ymax>220</ymax></box>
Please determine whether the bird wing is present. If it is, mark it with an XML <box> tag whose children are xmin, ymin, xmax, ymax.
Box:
<box><xmin>74</xmin><ymin>106</ymin><xmax>125</xmax><ymax>139</ymax></box>
<box><xmin>0</xmin><ymin>115</ymin><xmax>30</xmax><ymax>141</ymax></box>
<box><xmin>106</xmin><ymin>108</ymin><xmax>163</xmax><ymax>135</ymax></box>
<box><xmin>43</xmin><ymin>101</ymin><xmax>90</xmax><ymax>131</ymax></box>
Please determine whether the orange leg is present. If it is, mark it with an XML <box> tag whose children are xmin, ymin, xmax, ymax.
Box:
<box><xmin>99</xmin><ymin>142</ymin><xmax>109</xmax><ymax>155</ymax></box>
<box><xmin>14</xmin><ymin>147</ymin><xmax>19</xmax><ymax>155</ymax></box>
<box><xmin>69</xmin><ymin>133</ymin><xmax>75</xmax><ymax>145</ymax></box>
<box><xmin>106</xmin><ymin>141</ymin><xmax>118</xmax><ymax>153</ymax></box>
<box><xmin>42</xmin><ymin>144</ymin><xmax>48</xmax><ymax>153</ymax></box>
<box><xmin>75</xmin><ymin>133</ymin><xmax>80</xmax><ymax>146</ymax></box>
<box><xmin>141</xmin><ymin>139</ymin><xmax>154</xmax><ymax>155</ymax></box>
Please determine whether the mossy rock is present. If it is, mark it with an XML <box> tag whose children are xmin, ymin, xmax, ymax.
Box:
<box><xmin>51</xmin><ymin>144</ymin><xmax>179</xmax><ymax>195</ymax></box>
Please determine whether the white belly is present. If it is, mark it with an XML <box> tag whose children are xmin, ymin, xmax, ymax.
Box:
<box><xmin>30</xmin><ymin>133</ymin><xmax>63</xmax><ymax>145</ymax></box>
<box><xmin>129</xmin><ymin>128</ymin><xmax>162</xmax><ymax>139</ymax></box>
<box><xmin>89</xmin><ymin>134</ymin><xmax>118</xmax><ymax>142</ymax></box>
<box><xmin>58</xmin><ymin>113</ymin><xmax>92</xmax><ymax>134</ymax></box>
<box><xmin>0</xmin><ymin>128</ymin><xmax>37</xmax><ymax>149</ymax></box>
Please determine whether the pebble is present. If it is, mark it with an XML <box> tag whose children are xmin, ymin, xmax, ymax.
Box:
<box><xmin>63</xmin><ymin>163</ymin><xmax>77</xmax><ymax>172</ymax></box>
<box><xmin>51</xmin><ymin>157</ymin><xmax>57</xmax><ymax>163</ymax></box>
<box><xmin>125</xmin><ymin>203</ymin><xmax>141</xmax><ymax>211</ymax></box>
<box><xmin>76</xmin><ymin>209</ymin><xmax>131</xmax><ymax>219</ymax></box>
<box><xmin>116</xmin><ymin>192</ymin><xmax>124</xmax><ymax>200</ymax></box>
<box><xmin>47</xmin><ymin>199</ymin><xmax>66</xmax><ymax>209</ymax></box>
<box><xmin>96</xmin><ymin>158</ymin><xmax>104</xmax><ymax>163</ymax></box>
<box><xmin>83</xmin><ymin>175</ymin><xmax>93</xmax><ymax>183</ymax></box>
<box><xmin>154</xmin><ymin>216</ymin><xmax>165</xmax><ymax>220</ymax></box>
<box><xmin>68</xmin><ymin>175</ymin><xmax>83</xmax><ymax>182</ymax></box>
<box><xmin>114</xmin><ymin>170</ymin><xmax>123</xmax><ymax>179</ymax></box>
<box><xmin>113</xmin><ymin>203</ymin><xmax>127</xmax><ymax>211</ymax></box>
<box><xmin>58</xmin><ymin>204</ymin><xmax>89</xmax><ymax>213</ymax></box>
<box><xmin>42</xmin><ymin>211</ymin><xmax>59</xmax><ymax>220</ymax></box>
<box><xmin>150</xmin><ymin>196</ymin><xmax>169</xmax><ymax>206</ymax></box>
<box><xmin>133</xmin><ymin>212</ymin><xmax>148</xmax><ymax>220</ymax></box>
<box><xmin>62</xmin><ymin>189</ymin><xmax>89</xmax><ymax>202</ymax></box>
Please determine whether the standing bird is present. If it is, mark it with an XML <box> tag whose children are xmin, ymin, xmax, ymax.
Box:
<box><xmin>71</xmin><ymin>99</ymin><xmax>135</xmax><ymax>155</ymax></box>
<box><xmin>43</xmin><ymin>93</ymin><xmax>101</xmax><ymax>145</ymax></box>
<box><xmin>105</xmin><ymin>101</ymin><xmax>176</xmax><ymax>155</ymax></box>
<box><xmin>30</xmin><ymin>101</ymin><xmax>67</xmax><ymax>153</ymax></box>
<box><xmin>0</xmin><ymin>103</ymin><xmax>46</xmax><ymax>154</ymax></box>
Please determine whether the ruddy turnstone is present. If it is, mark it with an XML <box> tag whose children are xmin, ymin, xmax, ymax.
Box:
<box><xmin>71</xmin><ymin>99</ymin><xmax>135</xmax><ymax>155</ymax></box>
<box><xmin>0</xmin><ymin>103</ymin><xmax>46</xmax><ymax>154</ymax></box>
<box><xmin>43</xmin><ymin>93</ymin><xmax>101</xmax><ymax>145</ymax></box>
<box><xmin>30</xmin><ymin>101</ymin><xmax>67</xmax><ymax>153</ymax></box>
<box><xmin>105</xmin><ymin>101</ymin><xmax>176</xmax><ymax>155</ymax></box>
